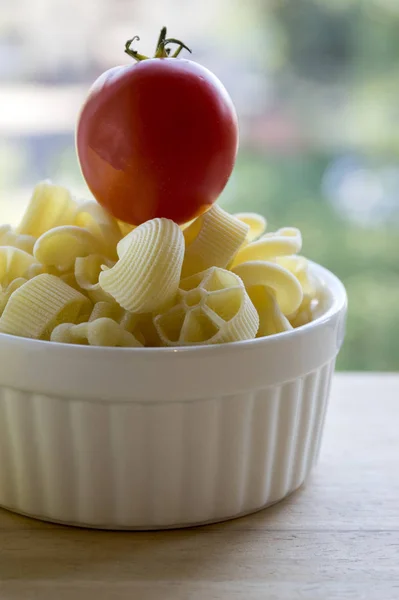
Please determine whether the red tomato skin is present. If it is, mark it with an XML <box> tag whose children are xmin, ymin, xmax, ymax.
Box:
<box><xmin>76</xmin><ymin>58</ymin><xmax>239</xmax><ymax>225</ymax></box>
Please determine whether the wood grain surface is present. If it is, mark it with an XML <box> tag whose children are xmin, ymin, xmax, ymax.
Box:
<box><xmin>0</xmin><ymin>373</ymin><xmax>398</xmax><ymax>599</ymax></box>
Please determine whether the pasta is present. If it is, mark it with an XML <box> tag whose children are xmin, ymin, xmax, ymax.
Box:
<box><xmin>0</xmin><ymin>247</ymin><xmax>38</xmax><ymax>287</ymax></box>
<box><xmin>17</xmin><ymin>181</ymin><xmax>78</xmax><ymax>238</ymax></box>
<box><xmin>247</xmin><ymin>286</ymin><xmax>292</xmax><ymax>337</ymax></box>
<box><xmin>0</xmin><ymin>274</ymin><xmax>92</xmax><ymax>340</ymax></box>
<box><xmin>154</xmin><ymin>266</ymin><xmax>259</xmax><ymax>346</ymax></box>
<box><xmin>75</xmin><ymin>201</ymin><xmax>121</xmax><ymax>260</ymax></box>
<box><xmin>234</xmin><ymin>212</ymin><xmax>267</xmax><ymax>241</ymax></box>
<box><xmin>51</xmin><ymin>318</ymin><xmax>143</xmax><ymax>347</ymax></box>
<box><xmin>100</xmin><ymin>218</ymin><xmax>185</xmax><ymax>313</ymax></box>
<box><xmin>0</xmin><ymin>224</ymin><xmax>36</xmax><ymax>254</ymax></box>
<box><xmin>231</xmin><ymin>227</ymin><xmax>302</xmax><ymax>268</ymax></box>
<box><xmin>232</xmin><ymin>261</ymin><xmax>303</xmax><ymax>316</ymax></box>
<box><xmin>0</xmin><ymin>178</ymin><xmax>323</xmax><ymax>346</ymax></box>
<box><xmin>34</xmin><ymin>226</ymin><xmax>102</xmax><ymax>271</ymax></box>
<box><xmin>181</xmin><ymin>205</ymin><xmax>249</xmax><ymax>278</ymax></box>
<box><xmin>75</xmin><ymin>254</ymin><xmax>115</xmax><ymax>303</ymax></box>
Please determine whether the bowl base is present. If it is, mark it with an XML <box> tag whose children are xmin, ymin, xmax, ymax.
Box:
<box><xmin>0</xmin><ymin>482</ymin><xmax>305</xmax><ymax>531</ymax></box>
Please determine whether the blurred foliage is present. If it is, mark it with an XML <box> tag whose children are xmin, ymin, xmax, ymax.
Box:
<box><xmin>221</xmin><ymin>151</ymin><xmax>399</xmax><ymax>371</ymax></box>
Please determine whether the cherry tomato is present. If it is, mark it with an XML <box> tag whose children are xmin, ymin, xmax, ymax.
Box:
<box><xmin>76</xmin><ymin>27</ymin><xmax>239</xmax><ymax>226</ymax></box>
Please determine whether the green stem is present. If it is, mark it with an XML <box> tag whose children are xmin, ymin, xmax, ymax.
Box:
<box><xmin>125</xmin><ymin>26</ymin><xmax>192</xmax><ymax>62</ymax></box>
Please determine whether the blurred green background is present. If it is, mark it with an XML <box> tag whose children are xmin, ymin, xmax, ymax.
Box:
<box><xmin>1</xmin><ymin>0</ymin><xmax>398</xmax><ymax>370</ymax></box>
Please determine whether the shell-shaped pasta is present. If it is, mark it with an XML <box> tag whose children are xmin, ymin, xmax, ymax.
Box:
<box><xmin>0</xmin><ymin>274</ymin><xmax>92</xmax><ymax>340</ymax></box>
<box><xmin>231</xmin><ymin>227</ymin><xmax>302</xmax><ymax>268</ymax></box>
<box><xmin>154</xmin><ymin>266</ymin><xmax>259</xmax><ymax>346</ymax></box>
<box><xmin>100</xmin><ymin>218</ymin><xmax>185</xmax><ymax>314</ymax></box>
<box><xmin>75</xmin><ymin>201</ymin><xmax>121</xmax><ymax>260</ymax></box>
<box><xmin>247</xmin><ymin>285</ymin><xmax>292</xmax><ymax>337</ymax></box>
<box><xmin>234</xmin><ymin>212</ymin><xmax>267</xmax><ymax>241</ymax></box>
<box><xmin>75</xmin><ymin>254</ymin><xmax>115</xmax><ymax>303</ymax></box>
<box><xmin>0</xmin><ymin>225</ymin><xmax>36</xmax><ymax>254</ymax></box>
<box><xmin>34</xmin><ymin>226</ymin><xmax>102</xmax><ymax>271</ymax></box>
<box><xmin>0</xmin><ymin>247</ymin><xmax>38</xmax><ymax>287</ymax></box>
<box><xmin>181</xmin><ymin>205</ymin><xmax>249</xmax><ymax>278</ymax></box>
<box><xmin>51</xmin><ymin>318</ymin><xmax>143</xmax><ymax>347</ymax></box>
<box><xmin>276</xmin><ymin>255</ymin><xmax>316</xmax><ymax>296</ymax></box>
<box><xmin>17</xmin><ymin>181</ymin><xmax>78</xmax><ymax>238</ymax></box>
<box><xmin>232</xmin><ymin>261</ymin><xmax>303</xmax><ymax>316</ymax></box>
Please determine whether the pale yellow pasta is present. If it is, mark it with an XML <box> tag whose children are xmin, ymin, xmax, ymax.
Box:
<box><xmin>89</xmin><ymin>301</ymin><xmax>125</xmax><ymax>323</ymax></box>
<box><xmin>0</xmin><ymin>274</ymin><xmax>92</xmax><ymax>340</ymax></box>
<box><xmin>232</xmin><ymin>261</ymin><xmax>303</xmax><ymax>316</ymax></box>
<box><xmin>0</xmin><ymin>277</ymin><xmax>27</xmax><ymax>316</ymax></box>
<box><xmin>234</xmin><ymin>212</ymin><xmax>267</xmax><ymax>241</ymax></box>
<box><xmin>117</xmin><ymin>220</ymin><xmax>136</xmax><ymax>237</ymax></box>
<box><xmin>181</xmin><ymin>205</ymin><xmax>249</xmax><ymax>278</ymax></box>
<box><xmin>75</xmin><ymin>201</ymin><xmax>121</xmax><ymax>259</ymax></box>
<box><xmin>276</xmin><ymin>255</ymin><xmax>316</xmax><ymax>296</ymax></box>
<box><xmin>88</xmin><ymin>301</ymin><xmax>146</xmax><ymax>345</ymax></box>
<box><xmin>0</xmin><ymin>225</ymin><xmax>36</xmax><ymax>254</ymax></box>
<box><xmin>231</xmin><ymin>227</ymin><xmax>302</xmax><ymax>268</ymax></box>
<box><xmin>0</xmin><ymin>247</ymin><xmax>38</xmax><ymax>287</ymax></box>
<box><xmin>17</xmin><ymin>181</ymin><xmax>78</xmax><ymax>238</ymax></box>
<box><xmin>75</xmin><ymin>254</ymin><xmax>115</xmax><ymax>303</ymax></box>
<box><xmin>100</xmin><ymin>218</ymin><xmax>185</xmax><ymax>314</ymax></box>
<box><xmin>34</xmin><ymin>226</ymin><xmax>102</xmax><ymax>271</ymax></box>
<box><xmin>247</xmin><ymin>285</ymin><xmax>292</xmax><ymax>337</ymax></box>
<box><xmin>154</xmin><ymin>266</ymin><xmax>259</xmax><ymax>346</ymax></box>
<box><xmin>51</xmin><ymin>318</ymin><xmax>143</xmax><ymax>347</ymax></box>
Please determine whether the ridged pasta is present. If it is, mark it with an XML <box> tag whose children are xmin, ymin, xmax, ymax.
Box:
<box><xmin>0</xmin><ymin>274</ymin><xmax>92</xmax><ymax>340</ymax></box>
<box><xmin>51</xmin><ymin>318</ymin><xmax>143</xmax><ymax>347</ymax></box>
<box><xmin>232</xmin><ymin>260</ymin><xmax>303</xmax><ymax>316</ymax></box>
<box><xmin>247</xmin><ymin>285</ymin><xmax>292</xmax><ymax>337</ymax></box>
<box><xmin>181</xmin><ymin>205</ymin><xmax>249</xmax><ymax>278</ymax></box>
<box><xmin>154</xmin><ymin>266</ymin><xmax>259</xmax><ymax>346</ymax></box>
<box><xmin>34</xmin><ymin>226</ymin><xmax>102</xmax><ymax>271</ymax></box>
<box><xmin>17</xmin><ymin>181</ymin><xmax>78</xmax><ymax>238</ymax></box>
<box><xmin>75</xmin><ymin>201</ymin><xmax>122</xmax><ymax>260</ymax></box>
<box><xmin>0</xmin><ymin>225</ymin><xmax>36</xmax><ymax>254</ymax></box>
<box><xmin>234</xmin><ymin>212</ymin><xmax>267</xmax><ymax>241</ymax></box>
<box><xmin>75</xmin><ymin>254</ymin><xmax>115</xmax><ymax>303</ymax></box>
<box><xmin>231</xmin><ymin>227</ymin><xmax>302</xmax><ymax>268</ymax></box>
<box><xmin>100</xmin><ymin>218</ymin><xmax>185</xmax><ymax>314</ymax></box>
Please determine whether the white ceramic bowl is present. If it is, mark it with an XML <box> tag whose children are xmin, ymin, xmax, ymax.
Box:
<box><xmin>0</xmin><ymin>262</ymin><xmax>347</xmax><ymax>529</ymax></box>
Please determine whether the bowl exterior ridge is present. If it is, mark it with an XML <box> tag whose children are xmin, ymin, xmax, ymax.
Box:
<box><xmin>0</xmin><ymin>359</ymin><xmax>335</xmax><ymax>529</ymax></box>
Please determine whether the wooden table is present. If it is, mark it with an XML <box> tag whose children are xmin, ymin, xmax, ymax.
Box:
<box><xmin>0</xmin><ymin>374</ymin><xmax>398</xmax><ymax>599</ymax></box>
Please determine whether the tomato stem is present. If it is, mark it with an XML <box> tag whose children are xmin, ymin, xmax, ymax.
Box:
<box><xmin>125</xmin><ymin>26</ymin><xmax>192</xmax><ymax>62</ymax></box>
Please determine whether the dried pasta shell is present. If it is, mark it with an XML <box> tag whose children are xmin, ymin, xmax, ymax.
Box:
<box><xmin>0</xmin><ymin>274</ymin><xmax>92</xmax><ymax>340</ymax></box>
<box><xmin>0</xmin><ymin>225</ymin><xmax>36</xmax><ymax>254</ymax></box>
<box><xmin>181</xmin><ymin>205</ymin><xmax>249</xmax><ymax>278</ymax></box>
<box><xmin>234</xmin><ymin>212</ymin><xmax>267</xmax><ymax>241</ymax></box>
<box><xmin>75</xmin><ymin>254</ymin><xmax>115</xmax><ymax>303</ymax></box>
<box><xmin>51</xmin><ymin>318</ymin><xmax>143</xmax><ymax>347</ymax></box>
<box><xmin>75</xmin><ymin>201</ymin><xmax>121</xmax><ymax>260</ymax></box>
<box><xmin>247</xmin><ymin>285</ymin><xmax>292</xmax><ymax>337</ymax></box>
<box><xmin>34</xmin><ymin>226</ymin><xmax>102</xmax><ymax>271</ymax></box>
<box><xmin>232</xmin><ymin>261</ymin><xmax>303</xmax><ymax>316</ymax></box>
<box><xmin>154</xmin><ymin>266</ymin><xmax>259</xmax><ymax>346</ymax></box>
<box><xmin>100</xmin><ymin>218</ymin><xmax>185</xmax><ymax>314</ymax></box>
<box><xmin>231</xmin><ymin>227</ymin><xmax>302</xmax><ymax>268</ymax></box>
<box><xmin>17</xmin><ymin>181</ymin><xmax>78</xmax><ymax>238</ymax></box>
<box><xmin>0</xmin><ymin>247</ymin><xmax>38</xmax><ymax>287</ymax></box>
